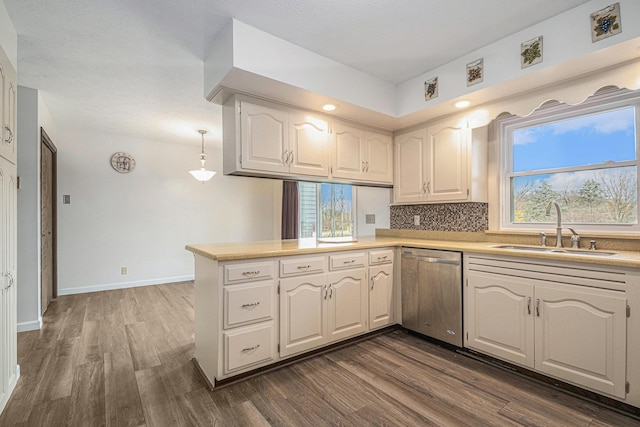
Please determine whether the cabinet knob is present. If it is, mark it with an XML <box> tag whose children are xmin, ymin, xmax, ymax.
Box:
<box><xmin>4</xmin><ymin>126</ymin><xmax>13</xmax><ymax>144</ymax></box>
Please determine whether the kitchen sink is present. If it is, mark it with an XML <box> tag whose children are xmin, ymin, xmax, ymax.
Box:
<box><xmin>490</xmin><ymin>245</ymin><xmax>616</xmax><ymax>257</ymax></box>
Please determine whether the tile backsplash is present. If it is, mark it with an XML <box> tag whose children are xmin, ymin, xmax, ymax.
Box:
<box><xmin>390</xmin><ymin>202</ymin><xmax>488</xmax><ymax>232</ymax></box>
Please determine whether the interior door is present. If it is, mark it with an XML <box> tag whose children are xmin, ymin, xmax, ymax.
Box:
<box><xmin>40</xmin><ymin>129</ymin><xmax>57</xmax><ymax>315</ymax></box>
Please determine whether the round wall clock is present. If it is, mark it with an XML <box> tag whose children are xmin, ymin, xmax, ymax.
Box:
<box><xmin>110</xmin><ymin>152</ymin><xmax>136</xmax><ymax>173</ymax></box>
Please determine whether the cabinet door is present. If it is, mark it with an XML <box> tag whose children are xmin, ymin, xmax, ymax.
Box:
<box><xmin>289</xmin><ymin>113</ymin><xmax>329</xmax><ymax>177</ymax></box>
<box><xmin>465</xmin><ymin>270</ymin><xmax>534</xmax><ymax>368</ymax></box>
<box><xmin>363</xmin><ymin>132</ymin><xmax>393</xmax><ymax>184</ymax></box>
<box><xmin>369</xmin><ymin>264</ymin><xmax>394</xmax><ymax>330</ymax></box>
<box><xmin>394</xmin><ymin>129</ymin><xmax>427</xmax><ymax>203</ymax></box>
<box><xmin>0</xmin><ymin>49</ymin><xmax>17</xmax><ymax>164</ymax></box>
<box><xmin>534</xmin><ymin>285</ymin><xmax>627</xmax><ymax>398</ymax></box>
<box><xmin>240</xmin><ymin>102</ymin><xmax>289</xmax><ymax>173</ymax></box>
<box><xmin>327</xmin><ymin>269</ymin><xmax>367</xmax><ymax>342</ymax></box>
<box><xmin>425</xmin><ymin>122</ymin><xmax>468</xmax><ymax>202</ymax></box>
<box><xmin>332</xmin><ymin>123</ymin><xmax>364</xmax><ymax>180</ymax></box>
<box><xmin>279</xmin><ymin>275</ymin><xmax>327</xmax><ymax>357</ymax></box>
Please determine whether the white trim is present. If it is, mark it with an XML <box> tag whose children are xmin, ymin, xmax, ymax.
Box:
<box><xmin>57</xmin><ymin>275</ymin><xmax>194</xmax><ymax>296</ymax></box>
<box><xmin>17</xmin><ymin>318</ymin><xmax>42</xmax><ymax>332</ymax></box>
<box><xmin>498</xmin><ymin>89</ymin><xmax>640</xmax><ymax>233</ymax></box>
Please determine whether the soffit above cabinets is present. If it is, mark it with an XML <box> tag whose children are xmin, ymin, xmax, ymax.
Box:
<box><xmin>205</xmin><ymin>2</ymin><xmax>640</xmax><ymax>131</ymax></box>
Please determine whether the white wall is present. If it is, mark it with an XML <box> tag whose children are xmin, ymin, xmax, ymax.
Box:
<box><xmin>16</xmin><ymin>86</ymin><xmax>58</xmax><ymax>331</ymax></box>
<box><xmin>56</xmin><ymin>127</ymin><xmax>281</xmax><ymax>294</ymax></box>
<box><xmin>357</xmin><ymin>186</ymin><xmax>391</xmax><ymax>237</ymax></box>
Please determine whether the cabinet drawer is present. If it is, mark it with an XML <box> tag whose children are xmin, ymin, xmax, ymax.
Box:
<box><xmin>280</xmin><ymin>256</ymin><xmax>325</xmax><ymax>277</ymax></box>
<box><xmin>369</xmin><ymin>249</ymin><xmax>394</xmax><ymax>265</ymax></box>
<box><xmin>224</xmin><ymin>261</ymin><xmax>274</xmax><ymax>284</ymax></box>
<box><xmin>329</xmin><ymin>252</ymin><xmax>366</xmax><ymax>271</ymax></box>
<box><xmin>223</xmin><ymin>322</ymin><xmax>275</xmax><ymax>374</ymax></box>
<box><xmin>224</xmin><ymin>281</ymin><xmax>274</xmax><ymax>328</ymax></box>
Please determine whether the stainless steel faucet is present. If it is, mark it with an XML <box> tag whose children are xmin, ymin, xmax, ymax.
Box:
<box><xmin>545</xmin><ymin>200</ymin><xmax>563</xmax><ymax>248</ymax></box>
<box><xmin>568</xmin><ymin>228</ymin><xmax>580</xmax><ymax>249</ymax></box>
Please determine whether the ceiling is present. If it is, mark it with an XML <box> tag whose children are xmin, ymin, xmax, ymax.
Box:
<box><xmin>3</xmin><ymin>0</ymin><xmax>593</xmax><ymax>144</ymax></box>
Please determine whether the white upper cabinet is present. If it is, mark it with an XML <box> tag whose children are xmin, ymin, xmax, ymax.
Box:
<box><xmin>240</xmin><ymin>101</ymin><xmax>289</xmax><ymax>174</ymax></box>
<box><xmin>0</xmin><ymin>47</ymin><xmax>16</xmax><ymax>165</ymax></box>
<box><xmin>289</xmin><ymin>113</ymin><xmax>329</xmax><ymax>177</ymax></box>
<box><xmin>332</xmin><ymin>122</ymin><xmax>393</xmax><ymax>185</ymax></box>
<box><xmin>223</xmin><ymin>95</ymin><xmax>391</xmax><ymax>186</ymax></box>
<box><xmin>394</xmin><ymin>117</ymin><xmax>485</xmax><ymax>204</ymax></box>
<box><xmin>394</xmin><ymin>128</ymin><xmax>427</xmax><ymax>203</ymax></box>
<box><xmin>425</xmin><ymin>122</ymin><xmax>469</xmax><ymax>202</ymax></box>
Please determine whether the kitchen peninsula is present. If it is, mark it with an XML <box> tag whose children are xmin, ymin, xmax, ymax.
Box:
<box><xmin>186</xmin><ymin>230</ymin><xmax>640</xmax><ymax>411</ymax></box>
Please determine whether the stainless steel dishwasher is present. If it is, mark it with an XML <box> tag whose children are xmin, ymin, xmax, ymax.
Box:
<box><xmin>401</xmin><ymin>248</ymin><xmax>462</xmax><ymax>347</ymax></box>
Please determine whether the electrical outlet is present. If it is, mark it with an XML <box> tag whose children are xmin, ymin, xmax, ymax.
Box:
<box><xmin>365</xmin><ymin>214</ymin><xmax>375</xmax><ymax>224</ymax></box>
<box><xmin>414</xmin><ymin>215</ymin><xmax>420</xmax><ymax>226</ymax></box>
<box><xmin>121</xmin><ymin>267</ymin><xmax>127</xmax><ymax>275</ymax></box>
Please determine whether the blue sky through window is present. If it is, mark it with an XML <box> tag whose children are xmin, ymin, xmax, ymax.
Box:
<box><xmin>513</xmin><ymin>107</ymin><xmax>635</xmax><ymax>172</ymax></box>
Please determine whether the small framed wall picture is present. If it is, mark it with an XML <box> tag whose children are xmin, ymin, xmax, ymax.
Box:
<box><xmin>466</xmin><ymin>58</ymin><xmax>483</xmax><ymax>86</ymax></box>
<box><xmin>521</xmin><ymin>36</ymin><xmax>543</xmax><ymax>68</ymax></box>
<box><xmin>591</xmin><ymin>3</ymin><xmax>621</xmax><ymax>43</ymax></box>
<box><xmin>424</xmin><ymin>77</ymin><xmax>438</xmax><ymax>101</ymax></box>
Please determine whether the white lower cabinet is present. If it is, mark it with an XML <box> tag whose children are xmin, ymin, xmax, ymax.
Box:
<box><xmin>327</xmin><ymin>268</ymin><xmax>367</xmax><ymax>342</ymax></box>
<box><xmin>465</xmin><ymin>256</ymin><xmax>628</xmax><ymax>399</ymax></box>
<box><xmin>279</xmin><ymin>274</ymin><xmax>328</xmax><ymax>357</ymax></box>
<box><xmin>368</xmin><ymin>264</ymin><xmax>394</xmax><ymax>330</ymax></box>
<box><xmin>192</xmin><ymin>248</ymin><xmax>396</xmax><ymax>388</ymax></box>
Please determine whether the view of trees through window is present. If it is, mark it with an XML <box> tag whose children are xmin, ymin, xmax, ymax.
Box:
<box><xmin>507</xmin><ymin>101</ymin><xmax>638</xmax><ymax>226</ymax></box>
<box><xmin>299</xmin><ymin>182</ymin><xmax>355</xmax><ymax>239</ymax></box>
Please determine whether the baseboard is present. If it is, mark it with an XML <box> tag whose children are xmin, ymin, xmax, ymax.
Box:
<box><xmin>17</xmin><ymin>318</ymin><xmax>42</xmax><ymax>332</ymax></box>
<box><xmin>57</xmin><ymin>275</ymin><xmax>194</xmax><ymax>296</ymax></box>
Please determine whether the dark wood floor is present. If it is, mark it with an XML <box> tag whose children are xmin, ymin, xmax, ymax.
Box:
<box><xmin>1</xmin><ymin>281</ymin><xmax>639</xmax><ymax>426</ymax></box>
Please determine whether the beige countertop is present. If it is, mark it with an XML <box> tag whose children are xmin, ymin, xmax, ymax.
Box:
<box><xmin>185</xmin><ymin>232</ymin><xmax>640</xmax><ymax>269</ymax></box>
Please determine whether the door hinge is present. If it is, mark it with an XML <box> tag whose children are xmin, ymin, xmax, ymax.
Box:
<box><xmin>238</xmin><ymin>104</ymin><xmax>241</xmax><ymax>115</ymax></box>
<box><xmin>466</xmin><ymin>188</ymin><xmax>470</xmax><ymax>196</ymax></box>
<box><xmin>330</xmin><ymin>166</ymin><xmax>333</xmax><ymax>175</ymax></box>
<box><xmin>277</xmin><ymin>284</ymin><xmax>280</xmax><ymax>295</ymax></box>
<box><xmin>626</xmin><ymin>381</ymin><xmax>630</xmax><ymax>394</ymax></box>
<box><xmin>16</xmin><ymin>176</ymin><xmax>21</xmax><ymax>189</ymax></box>
<box><xmin>466</xmin><ymin>332</ymin><xmax>469</xmax><ymax>340</ymax></box>
<box><xmin>277</xmin><ymin>343</ymin><xmax>280</xmax><ymax>353</ymax></box>
<box><xmin>239</xmin><ymin>154</ymin><xmax>242</xmax><ymax>165</ymax></box>
<box><xmin>627</xmin><ymin>305</ymin><xmax>631</xmax><ymax>317</ymax></box>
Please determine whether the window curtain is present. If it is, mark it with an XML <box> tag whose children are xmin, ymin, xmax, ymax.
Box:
<box><xmin>281</xmin><ymin>181</ymin><xmax>299</xmax><ymax>239</ymax></box>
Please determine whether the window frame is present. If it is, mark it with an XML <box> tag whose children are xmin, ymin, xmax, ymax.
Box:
<box><xmin>499</xmin><ymin>89</ymin><xmax>640</xmax><ymax>233</ymax></box>
<box><xmin>298</xmin><ymin>181</ymin><xmax>357</xmax><ymax>240</ymax></box>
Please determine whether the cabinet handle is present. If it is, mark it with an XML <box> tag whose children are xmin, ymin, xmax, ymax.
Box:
<box><xmin>422</xmin><ymin>182</ymin><xmax>427</xmax><ymax>195</ymax></box>
<box><xmin>297</xmin><ymin>265</ymin><xmax>311</xmax><ymax>270</ymax></box>
<box><xmin>366</xmin><ymin>161</ymin><xmax>369</xmax><ymax>172</ymax></box>
<box><xmin>362</xmin><ymin>160</ymin><xmax>366</xmax><ymax>172</ymax></box>
<box><xmin>426</xmin><ymin>182</ymin><xmax>431</xmax><ymax>194</ymax></box>
<box><xmin>242</xmin><ymin>270</ymin><xmax>260</xmax><ymax>276</ymax></box>
<box><xmin>324</xmin><ymin>285</ymin><xmax>328</xmax><ymax>300</ymax></box>
<box><xmin>241</xmin><ymin>344</ymin><xmax>260</xmax><ymax>352</ymax></box>
<box><xmin>328</xmin><ymin>284</ymin><xmax>333</xmax><ymax>299</ymax></box>
<box><xmin>377</xmin><ymin>255</ymin><xmax>387</xmax><ymax>261</ymax></box>
<box><xmin>289</xmin><ymin>151</ymin><xmax>294</xmax><ymax>164</ymax></box>
<box><xmin>527</xmin><ymin>297</ymin><xmax>531</xmax><ymax>315</ymax></box>
<box><xmin>536</xmin><ymin>299</ymin><xmax>540</xmax><ymax>317</ymax></box>
<box><xmin>241</xmin><ymin>302</ymin><xmax>260</xmax><ymax>309</ymax></box>
<box><xmin>4</xmin><ymin>126</ymin><xmax>13</xmax><ymax>144</ymax></box>
<box><xmin>343</xmin><ymin>259</ymin><xmax>355</xmax><ymax>264</ymax></box>
<box><xmin>371</xmin><ymin>277</ymin><xmax>374</xmax><ymax>290</ymax></box>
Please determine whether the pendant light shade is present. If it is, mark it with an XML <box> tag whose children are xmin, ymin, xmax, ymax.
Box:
<box><xmin>189</xmin><ymin>129</ymin><xmax>216</xmax><ymax>183</ymax></box>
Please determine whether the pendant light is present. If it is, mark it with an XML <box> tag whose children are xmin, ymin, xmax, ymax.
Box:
<box><xmin>189</xmin><ymin>129</ymin><xmax>216</xmax><ymax>183</ymax></box>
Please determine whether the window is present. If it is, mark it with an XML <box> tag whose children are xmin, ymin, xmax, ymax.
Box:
<box><xmin>299</xmin><ymin>182</ymin><xmax>356</xmax><ymax>240</ymax></box>
<box><xmin>500</xmin><ymin>90</ymin><xmax>640</xmax><ymax>232</ymax></box>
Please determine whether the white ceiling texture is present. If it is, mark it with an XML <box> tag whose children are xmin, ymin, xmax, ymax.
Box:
<box><xmin>4</xmin><ymin>0</ymin><xmax>592</xmax><ymax>144</ymax></box>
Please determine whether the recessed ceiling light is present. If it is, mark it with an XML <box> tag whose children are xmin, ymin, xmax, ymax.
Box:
<box><xmin>322</xmin><ymin>104</ymin><xmax>337</xmax><ymax>111</ymax></box>
<box><xmin>455</xmin><ymin>100</ymin><xmax>471</xmax><ymax>109</ymax></box>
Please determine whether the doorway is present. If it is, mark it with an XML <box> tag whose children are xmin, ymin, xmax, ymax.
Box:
<box><xmin>40</xmin><ymin>128</ymin><xmax>57</xmax><ymax>315</ymax></box>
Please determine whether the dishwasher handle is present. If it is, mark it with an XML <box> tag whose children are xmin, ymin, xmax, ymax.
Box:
<box><xmin>402</xmin><ymin>254</ymin><xmax>460</xmax><ymax>266</ymax></box>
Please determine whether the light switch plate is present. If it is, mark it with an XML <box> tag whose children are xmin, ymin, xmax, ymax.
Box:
<box><xmin>414</xmin><ymin>215</ymin><xmax>420</xmax><ymax>226</ymax></box>
<box><xmin>63</xmin><ymin>195</ymin><xmax>71</xmax><ymax>204</ymax></box>
<box><xmin>365</xmin><ymin>214</ymin><xmax>375</xmax><ymax>224</ymax></box>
